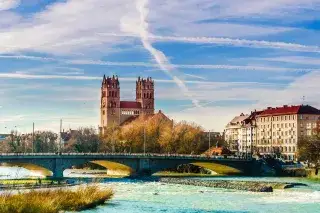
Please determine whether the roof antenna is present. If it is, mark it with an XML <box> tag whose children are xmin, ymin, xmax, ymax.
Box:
<box><xmin>302</xmin><ymin>95</ymin><xmax>306</xmax><ymax>105</ymax></box>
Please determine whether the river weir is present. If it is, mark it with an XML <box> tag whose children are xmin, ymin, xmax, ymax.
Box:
<box><xmin>159</xmin><ymin>177</ymin><xmax>308</xmax><ymax>192</ymax></box>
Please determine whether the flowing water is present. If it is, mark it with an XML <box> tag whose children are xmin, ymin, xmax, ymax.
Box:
<box><xmin>1</xmin><ymin>167</ymin><xmax>319</xmax><ymax>213</ymax></box>
<box><xmin>81</xmin><ymin>177</ymin><xmax>320</xmax><ymax>213</ymax></box>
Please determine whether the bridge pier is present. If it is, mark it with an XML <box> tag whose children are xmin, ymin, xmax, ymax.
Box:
<box><xmin>53</xmin><ymin>158</ymin><xmax>64</xmax><ymax>179</ymax></box>
<box><xmin>135</xmin><ymin>158</ymin><xmax>151</xmax><ymax>176</ymax></box>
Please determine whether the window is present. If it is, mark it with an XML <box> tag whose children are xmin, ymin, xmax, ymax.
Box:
<box><xmin>103</xmin><ymin>110</ymin><xmax>105</xmax><ymax>115</ymax></box>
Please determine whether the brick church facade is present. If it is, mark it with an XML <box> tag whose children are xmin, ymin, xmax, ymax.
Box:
<box><xmin>100</xmin><ymin>75</ymin><xmax>155</xmax><ymax>133</ymax></box>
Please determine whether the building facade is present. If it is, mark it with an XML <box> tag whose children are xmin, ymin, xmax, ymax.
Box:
<box><xmin>100</xmin><ymin>75</ymin><xmax>155</xmax><ymax>133</ymax></box>
<box><xmin>225</xmin><ymin>105</ymin><xmax>320</xmax><ymax>160</ymax></box>
<box><xmin>255</xmin><ymin>105</ymin><xmax>320</xmax><ymax>160</ymax></box>
<box><xmin>224</xmin><ymin>111</ymin><xmax>261</xmax><ymax>157</ymax></box>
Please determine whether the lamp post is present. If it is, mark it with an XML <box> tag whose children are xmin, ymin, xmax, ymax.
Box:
<box><xmin>208</xmin><ymin>130</ymin><xmax>211</xmax><ymax>150</ymax></box>
<box><xmin>143</xmin><ymin>121</ymin><xmax>146</xmax><ymax>155</ymax></box>
<box><xmin>32</xmin><ymin>122</ymin><xmax>35</xmax><ymax>153</ymax></box>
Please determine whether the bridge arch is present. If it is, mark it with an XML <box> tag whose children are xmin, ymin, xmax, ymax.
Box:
<box><xmin>150</xmin><ymin>159</ymin><xmax>246</xmax><ymax>175</ymax></box>
<box><xmin>63</xmin><ymin>160</ymin><xmax>134</xmax><ymax>177</ymax></box>
<box><xmin>0</xmin><ymin>162</ymin><xmax>53</xmax><ymax>177</ymax></box>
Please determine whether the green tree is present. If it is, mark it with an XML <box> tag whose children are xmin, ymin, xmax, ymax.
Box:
<box><xmin>64</xmin><ymin>127</ymin><xmax>100</xmax><ymax>153</ymax></box>
<box><xmin>298</xmin><ymin>135</ymin><xmax>320</xmax><ymax>174</ymax></box>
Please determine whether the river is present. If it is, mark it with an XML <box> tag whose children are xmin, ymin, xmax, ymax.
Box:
<box><xmin>1</xmin><ymin>167</ymin><xmax>319</xmax><ymax>213</ymax></box>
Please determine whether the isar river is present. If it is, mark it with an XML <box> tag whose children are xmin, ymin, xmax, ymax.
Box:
<box><xmin>1</xmin><ymin>167</ymin><xmax>319</xmax><ymax>213</ymax></box>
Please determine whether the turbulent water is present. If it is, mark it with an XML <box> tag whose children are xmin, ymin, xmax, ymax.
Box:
<box><xmin>1</xmin><ymin>167</ymin><xmax>319</xmax><ymax>213</ymax></box>
<box><xmin>80</xmin><ymin>178</ymin><xmax>320</xmax><ymax>213</ymax></box>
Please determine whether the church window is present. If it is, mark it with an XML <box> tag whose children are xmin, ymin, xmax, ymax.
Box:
<box><xmin>112</xmin><ymin>91</ymin><xmax>114</xmax><ymax>97</ymax></box>
<box><xmin>103</xmin><ymin>110</ymin><xmax>105</xmax><ymax>115</ymax></box>
<box><xmin>144</xmin><ymin>93</ymin><xmax>146</xmax><ymax>98</ymax></box>
<box><xmin>115</xmin><ymin>92</ymin><xmax>117</xmax><ymax>97</ymax></box>
<box><xmin>109</xmin><ymin>91</ymin><xmax>111</xmax><ymax>97</ymax></box>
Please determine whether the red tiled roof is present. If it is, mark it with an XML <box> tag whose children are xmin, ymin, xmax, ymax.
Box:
<box><xmin>120</xmin><ymin>101</ymin><xmax>141</xmax><ymax>109</ymax></box>
<box><xmin>259</xmin><ymin>105</ymin><xmax>320</xmax><ymax>117</ymax></box>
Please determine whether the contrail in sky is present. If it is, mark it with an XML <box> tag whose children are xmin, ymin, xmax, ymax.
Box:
<box><xmin>135</xmin><ymin>0</ymin><xmax>201</xmax><ymax>108</ymax></box>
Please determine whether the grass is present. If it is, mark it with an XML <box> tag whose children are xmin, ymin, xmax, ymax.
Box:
<box><xmin>0</xmin><ymin>179</ymin><xmax>58</xmax><ymax>185</ymax></box>
<box><xmin>0</xmin><ymin>185</ymin><xmax>114</xmax><ymax>213</ymax></box>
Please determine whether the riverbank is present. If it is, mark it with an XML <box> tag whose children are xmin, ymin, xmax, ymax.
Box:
<box><xmin>0</xmin><ymin>185</ymin><xmax>113</xmax><ymax>213</ymax></box>
<box><xmin>0</xmin><ymin>179</ymin><xmax>80</xmax><ymax>190</ymax></box>
<box><xmin>159</xmin><ymin>178</ymin><xmax>308</xmax><ymax>192</ymax></box>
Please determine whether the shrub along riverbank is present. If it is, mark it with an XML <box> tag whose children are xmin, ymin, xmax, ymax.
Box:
<box><xmin>0</xmin><ymin>185</ymin><xmax>113</xmax><ymax>213</ymax></box>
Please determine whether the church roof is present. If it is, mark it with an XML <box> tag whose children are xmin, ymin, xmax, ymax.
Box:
<box><xmin>120</xmin><ymin>101</ymin><xmax>141</xmax><ymax>109</ymax></box>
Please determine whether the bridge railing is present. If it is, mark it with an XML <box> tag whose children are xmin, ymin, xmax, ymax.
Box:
<box><xmin>0</xmin><ymin>152</ymin><xmax>249</xmax><ymax>160</ymax></box>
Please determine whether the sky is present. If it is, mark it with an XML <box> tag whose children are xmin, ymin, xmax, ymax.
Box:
<box><xmin>0</xmin><ymin>0</ymin><xmax>319</xmax><ymax>133</ymax></box>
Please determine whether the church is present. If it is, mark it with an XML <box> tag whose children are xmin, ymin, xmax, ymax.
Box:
<box><xmin>100</xmin><ymin>75</ymin><xmax>155</xmax><ymax>134</ymax></box>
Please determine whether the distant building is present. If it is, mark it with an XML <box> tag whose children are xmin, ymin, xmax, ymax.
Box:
<box><xmin>100</xmin><ymin>75</ymin><xmax>155</xmax><ymax>134</ymax></box>
<box><xmin>0</xmin><ymin>134</ymin><xmax>10</xmax><ymax>142</ymax></box>
<box><xmin>225</xmin><ymin>105</ymin><xmax>320</xmax><ymax>160</ymax></box>
<box><xmin>224</xmin><ymin>110</ymin><xmax>262</xmax><ymax>156</ymax></box>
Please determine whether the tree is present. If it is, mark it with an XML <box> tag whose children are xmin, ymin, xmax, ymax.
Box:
<box><xmin>298</xmin><ymin>135</ymin><xmax>320</xmax><ymax>174</ymax></box>
<box><xmin>33</xmin><ymin>131</ymin><xmax>58</xmax><ymax>153</ymax></box>
<box><xmin>64</xmin><ymin>127</ymin><xmax>100</xmax><ymax>153</ymax></box>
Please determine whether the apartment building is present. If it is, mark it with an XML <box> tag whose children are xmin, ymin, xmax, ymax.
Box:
<box><xmin>256</xmin><ymin>105</ymin><xmax>320</xmax><ymax>160</ymax></box>
<box><xmin>225</xmin><ymin>105</ymin><xmax>320</xmax><ymax>160</ymax></box>
<box><xmin>224</xmin><ymin>111</ymin><xmax>261</xmax><ymax>156</ymax></box>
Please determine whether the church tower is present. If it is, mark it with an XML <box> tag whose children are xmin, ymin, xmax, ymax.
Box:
<box><xmin>100</xmin><ymin>75</ymin><xmax>120</xmax><ymax>132</ymax></box>
<box><xmin>136</xmin><ymin>77</ymin><xmax>155</xmax><ymax>115</ymax></box>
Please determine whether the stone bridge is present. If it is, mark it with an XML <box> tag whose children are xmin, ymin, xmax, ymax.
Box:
<box><xmin>0</xmin><ymin>153</ymin><xmax>257</xmax><ymax>178</ymax></box>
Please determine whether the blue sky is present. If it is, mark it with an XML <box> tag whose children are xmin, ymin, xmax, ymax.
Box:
<box><xmin>0</xmin><ymin>0</ymin><xmax>319</xmax><ymax>133</ymax></box>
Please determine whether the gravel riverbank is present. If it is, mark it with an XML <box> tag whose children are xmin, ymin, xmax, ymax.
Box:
<box><xmin>159</xmin><ymin>178</ymin><xmax>308</xmax><ymax>192</ymax></box>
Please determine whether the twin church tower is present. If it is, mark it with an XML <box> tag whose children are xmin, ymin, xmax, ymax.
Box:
<box><xmin>100</xmin><ymin>75</ymin><xmax>155</xmax><ymax>133</ymax></box>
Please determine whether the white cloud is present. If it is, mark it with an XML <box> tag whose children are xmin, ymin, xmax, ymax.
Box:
<box><xmin>0</xmin><ymin>73</ymin><xmax>100</xmax><ymax>80</ymax></box>
<box><xmin>0</xmin><ymin>0</ymin><xmax>317</xmax><ymax>57</ymax></box>
<box><xmin>123</xmin><ymin>0</ymin><xmax>201</xmax><ymax>108</ymax></box>
<box><xmin>150</xmin><ymin>35</ymin><xmax>320</xmax><ymax>53</ymax></box>
<box><xmin>168</xmin><ymin>70</ymin><xmax>320</xmax><ymax>131</ymax></box>
<box><xmin>0</xmin><ymin>0</ymin><xmax>137</xmax><ymax>55</ymax></box>
<box><xmin>0</xmin><ymin>0</ymin><xmax>20</xmax><ymax>11</ymax></box>
<box><xmin>101</xmin><ymin>33</ymin><xmax>320</xmax><ymax>53</ymax></box>
<box><xmin>261</xmin><ymin>56</ymin><xmax>320</xmax><ymax>66</ymax></box>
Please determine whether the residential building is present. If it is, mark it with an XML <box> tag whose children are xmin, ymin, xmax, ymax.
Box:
<box><xmin>256</xmin><ymin>105</ymin><xmax>320</xmax><ymax>160</ymax></box>
<box><xmin>224</xmin><ymin>111</ymin><xmax>261</xmax><ymax>156</ymax></box>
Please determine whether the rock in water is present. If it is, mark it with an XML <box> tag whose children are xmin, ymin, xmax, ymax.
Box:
<box><xmin>260</xmin><ymin>186</ymin><xmax>273</xmax><ymax>192</ymax></box>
